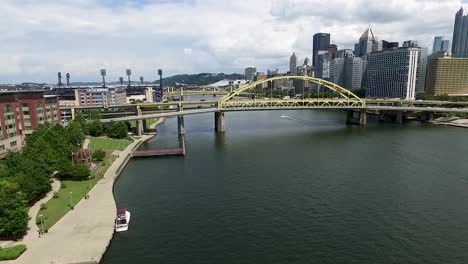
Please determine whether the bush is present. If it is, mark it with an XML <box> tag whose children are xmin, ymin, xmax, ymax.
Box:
<box><xmin>58</xmin><ymin>163</ymin><xmax>91</xmax><ymax>181</ymax></box>
<box><xmin>40</xmin><ymin>203</ymin><xmax>47</xmax><ymax>210</ymax></box>
<box><xmin>92</xmin><ymin>150</ymin><xmax>106</xmax><ymax>162</ymax></box>
<box><xmin>0</xmin><ymin>244</ymin><xmax>27</xmax><ymax>260</ymax></box>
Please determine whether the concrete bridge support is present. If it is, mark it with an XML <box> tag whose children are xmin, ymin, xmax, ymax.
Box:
<box><xmin>177</xmin><ymin>116</ymin><xmax>185</xmax><ymax>135</ymax></box>
<box><xmin>136</xmin><ymin>107</ymin><xmax>144</xmax><ymax>136</ymax></box>
<box><xmin>346</xmin><ymin>110</ymin><xmax>366</xmax><ymax>125</ymax></box>
<box><xmin>422</xmin><ymin>112</ymin><xmax>434</xmax><ymax>122</ymax></box>
<box><xmin>177</xmin><ymin>103</ymin><xmax>185</xmax><ymax>135</ymax></box>
<box><xmin>395</xmin><ymin>112</ymin><xmax>403</xmax><ymax>124</ymax></box>
<box><xmin>215</xmin><ymin>111</ymin><xmax>225</xmax><ymax>133</ymax></box>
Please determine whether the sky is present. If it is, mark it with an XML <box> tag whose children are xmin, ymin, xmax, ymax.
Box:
<box><xmin>1</xmin><ymin>0</ymin><xmax>467</xmax><ymax>84</ymax></box>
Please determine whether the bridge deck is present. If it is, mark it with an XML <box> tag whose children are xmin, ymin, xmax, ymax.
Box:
<box><xmin>132</xmin><ymin>148</ymin><xmax>184</xmax><ymax>158</ymax></box>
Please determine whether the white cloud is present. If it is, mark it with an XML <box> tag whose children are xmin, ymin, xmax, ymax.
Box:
<box><xmin>0</xmin><ymin>0</ymin><xmax>466</xmax><ymax>83</ymax></box>
<box><xmin>184</xmin><ymin>48</ymin><xmax>193</xmax><ymax>55</ymax></box>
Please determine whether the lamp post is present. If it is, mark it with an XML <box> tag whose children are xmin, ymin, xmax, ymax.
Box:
<box><xmin>158</xmin><ymin>69</ymin><xmax>163</xmax><ymax>101</ymax></box>
<box><xmin>100</xmin><ymin>69</ymin><xmax>107</xmax><ymax>88</ymax></box>
<box><xmin>70</xmin><ymin>192</ymin><xmax>74</xmax><ymax>209</ymax></box>
<box><xmin>126</xmin><ymin>69</ymin><xmax>132</xmax><ymax>87</ymax></box>
<box><xmin>38</xmin><ymin>214</ymin><xmax>44</xmax><ymax>234</ymax></box>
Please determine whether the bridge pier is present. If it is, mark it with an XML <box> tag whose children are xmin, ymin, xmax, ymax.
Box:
<box><xmin>215</xmin><ymin>111</ymin><xmax>225</xmax><ymax>133</ymax></box>
<box><xmin>395</xmin><ymin>112</ymin><xmax>403</xmax><ymax>124</ymax></box>
<box><xmin>136</xmin><ymin>106</ymin><xmax>144</xmax><ymax>136</ymax></box>
<box><xmin>177</xmin><ymin>116</ymin><xmax>185</xmax><ymax>135</ymax></box>
<box><xmin>346</xmin><ymin>110</ymin><xmax>366</xmax><ymax>125</ymax></box>
<box><xmin>422</xmin><ymin>112</ymin><xmax>434</xmax><ymax>122</ymax></box>
<box><xmin>177</xmin><ymin>103</ymin><xmax>185</xmax><ymax>135</ymax></box>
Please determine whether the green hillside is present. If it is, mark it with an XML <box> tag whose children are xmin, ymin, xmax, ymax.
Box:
<box><xmin>162</xmin><ymin>73</ymin><xmax>244</xmax><ymax>86</ymax></box>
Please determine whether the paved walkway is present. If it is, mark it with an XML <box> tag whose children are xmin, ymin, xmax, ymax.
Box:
<box><xmin>0</xmin><ymin>180</ymin><xmax>61</xmax><ymax>249</ymax></box>
<box><xmin>7</xmin><ymin>134</ymin><xmax>155</xmax><ymax>264</ymax></box>
<box><xmin>83</xmin><ymin>138</ymin><xmax>90</xmax><ymax>149</ymax></box>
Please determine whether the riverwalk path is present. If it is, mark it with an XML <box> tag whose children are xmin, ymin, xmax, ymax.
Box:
<box><xmin>6</xmin><ymin>118</ymin><xmax>164</xmax><ymax>264</ymax></box>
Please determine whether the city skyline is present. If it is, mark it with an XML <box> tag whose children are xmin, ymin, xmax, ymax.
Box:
<box><xmin>1</xmin><ymin>0</ymin><xmax>468</xmax><ymax>83</ymax></box>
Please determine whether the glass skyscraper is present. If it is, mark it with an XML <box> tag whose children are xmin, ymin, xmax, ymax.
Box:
<box><xmin>452</xmin><ymin>7</ymin><xmax>468</xmax><ymax>57</ymax></box>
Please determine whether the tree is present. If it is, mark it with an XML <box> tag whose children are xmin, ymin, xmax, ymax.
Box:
<box><xmin>88</xmin><ymin>109</ymin><xmax>102</xmax><ymax>120</ymax></box>
<box><xmin>106</xmin><ymin>121</ymin><xmax>128</xmax><ymax>139</ymax></box>
<box><xmin>92</xmin><ymin>149</ymin><xmax>106</xmax><ymax>162</ymax></box>
<box><xmin>74</xmin><ymin>113</ymin><xmax>89</xmax><ymax>135</ymax></box>
<box><xmin>67</xmin><ymin>121</ymin><xmax>85</xmax><ymax>146</ymax></box>
<box><xmin>88</xmin><ymin>120</ymin><xmax>104</xmax><ymax>137</ymax></box>
<box><xmin>58</xmin><ymin>163</ymin><xmax>91</xmax><ymax>181</ymax></box>
<box><xmin>3</xmin><ymin>153</ymin><xmax>51</xmax><ymax>204</ymax></box>
<box><xmin>0</xmin><ymin>180</ymin><xmax>28</xmax><ymax>237</ymax></box>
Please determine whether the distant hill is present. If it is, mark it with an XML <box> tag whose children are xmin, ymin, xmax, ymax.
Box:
<box><xmin>162</xmin><ymin>73</ymin><xmax>245</xmax><ymax>86</ymax></box>
<box><xmin>65</xmin><ymin>73</ymin><xmax>245</xmax><ymax>87</ymax></box>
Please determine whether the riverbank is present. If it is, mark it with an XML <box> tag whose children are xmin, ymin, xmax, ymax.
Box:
<box><xmin>7</xmin><ymin>118</ymin><xmax>164</xmax><ymax>264</ymax></box>
<box><xmin>431</xmin><ymin>116</ymin><xmax>468</xmax><ymax>128</ymax></box>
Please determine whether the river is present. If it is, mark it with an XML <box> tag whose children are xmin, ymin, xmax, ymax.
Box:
<box><xmin>102</xmin><ymin>108</ymin><xmax>468</xmax><ymax>264</ymax></box>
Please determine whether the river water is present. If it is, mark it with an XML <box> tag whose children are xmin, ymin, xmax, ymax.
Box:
<box><xmin>102</xmin><ymin>109</ymin><xmax>468</xmax><ymax>264</ymax></box>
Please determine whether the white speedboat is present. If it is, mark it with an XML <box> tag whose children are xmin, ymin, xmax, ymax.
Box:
<box><xmin>115</xmin><ymin>208</ymin><xmax>130</xmax><ymax>232</ymax></box>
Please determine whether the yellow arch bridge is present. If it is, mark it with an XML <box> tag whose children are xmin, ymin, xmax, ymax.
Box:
<box><xmin>72</xmin><ymin>76</ymin><xmax>464</xmax><ymax>135</ymax></box>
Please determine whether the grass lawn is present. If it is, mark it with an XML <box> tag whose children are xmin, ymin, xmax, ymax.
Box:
<box><xmin>36</xmin><ymin>155</ymin><xmax>115</xmax><ymax>231</ymax></box>
<box><xmin>89</xmin><ymin>137</ymin><xmax>132</xmax><ymax>151</ymax></box>
<box><xmin>0</xmin><ymin>244</ymin><xmax>27</xmax><ymax>260</ymax></box>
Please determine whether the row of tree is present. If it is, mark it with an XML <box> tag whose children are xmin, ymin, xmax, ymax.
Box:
<box><xmin>74</xmin><ymin>112</ymin><xmax>129</xmax><ymax>139</ymax></box>
<box><xmin>0</xmin><ymin>122</ymin><xmax>90</xmax><ymax>238</ymax></box>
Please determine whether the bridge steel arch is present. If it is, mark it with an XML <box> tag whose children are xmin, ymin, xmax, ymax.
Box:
<box><xmin>218</xmin><ymin>76</ymin><xmax>365</xmax><ymax>111</ymax></box>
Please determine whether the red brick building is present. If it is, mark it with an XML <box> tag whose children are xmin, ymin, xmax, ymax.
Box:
<box><xmin>0</xmin><ymin>91</ymin><xmax>60</xmax><ymax>157</ymax></box>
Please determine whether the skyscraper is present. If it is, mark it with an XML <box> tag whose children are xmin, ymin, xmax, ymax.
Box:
<box><xmin>316</xmin><ymin>51</ymin><xmax>332</xmax><ymax>80</ymax></box>
<box><xmin>433</xmin><ymin>37</ymin><xmax>451</xmax><ymax>53</ymax></box>
<box><xmin>336</xmin><ymin>49</ymin><xmax>354</xmax><ymax>59</ymax></box>
<box><xmin>433</xmin><ymin>36</ymin><xmax>443</xmax><ymax>53</ymax></box>
<box><xmin>426</xmin><ymin>53</ymin><xmax>468</xmax><ymax>95</ymax></box>
<box><xmin>245</xmin><ymin>67</ymin><xmax>256</xmax><ymax>81</ymax></box>
<box><xmin>354</xmin><ymin>28</ymin><xmax>382</xmax><ymax>57</ymax></box>
<box><xmin>313</xmin><ymin>33</ymin><xmax>331</xmax><ymax>66</ymax></box>
<box><xmin>452</xmin><ymin>7</ymin><xmax>468</xmax><ymax>57</ymax></box>
<box><xmin>366</xmin><ymin>47</ymin><xmax>424</xmax><ymax>100</ymax></box>
<box><xmin>441</xmin><ymin>40</ymin><xmax>450</xmax><ymax>52</ymax></box>
<box><xmin>289</xmin><ymin>52</ymin><xmax>298</xmax><ymax>75</ymax></box>
<box><xmin>382</xmin><ymin>40</ymin><xmax>399</xmax><ymax>50</ymax></box>
<box><xmin>344</xmin><ymin>57</ymin><xmax>363</xmax><ymax>90</ymax></box>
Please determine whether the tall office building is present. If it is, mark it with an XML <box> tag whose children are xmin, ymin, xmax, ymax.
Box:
<box><xmin>313</xmin><ymin>33</ymin><xmax>331</xmax><ymax>66</ymax></box>
<box><xmin>426</xmin><ymin>53</ymin><xmax>468</xmax><ymax>95</ymax></box>
<box><xmin>245</xmin><ymin>67</ymin><xmax>256</xmax><ymax>81</ymax></box>
<box><xmin>403</xmin><ymin>40</ymin><xmax>419</xmax><ymax>48</ymax></box>
<box><xmin>433</xmin><ymin>36</ymin><xmax>443</xmax><ymax>53</ymax></box>
<box><xmin>441</xmin><ymin>40</ymin><xmax>450</xmax><ymax>53</ymax></box>
<box><xmin>366</xmin><ymin>47</ymin><xmax>424</xmax><ymax>100</ymax></box>
<box><xmin>354</xmin><ymin>27</ymin><xmax>382</xmax><ymax>57</ymax></box>
<box><xmin>336</xmin><ymin>49</ymin><xmax>354</xmax><ymax>58</ymax></box>
<box><xmin>344</xmin><ymin>57</ymin><xmax>363</xmax><ymax>90</ymax></box>
<box><xmin>452</xmin><ymin>7</ymin><xmax>468</xmax><ymax>57</ymax></box>
<box><xmin>325</xmin><ymin>44</ymin><xmax>338</xmax><ymax>58</ymax></box>
<box><xmin>382</xmin><ymin>40</ymin><xmax>399</xmax><ymax>50</ymax></box>
<box><xmin>290</xmin><ymin>52</ymin><xmax>298</xmax><ymax>75</ymax></box>
<box><xmin>330</xmin><ymin>58</ymin><xmax>345</xmax><ymax>86</ymax></box>
<box><xmin>316</xmin><ymin>51</ymin><xmax>332</xmax><ymax>80</ymax></box>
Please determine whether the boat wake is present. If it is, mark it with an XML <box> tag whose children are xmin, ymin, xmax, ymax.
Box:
<box><xmin>280</xmin><ymin>115</ymin><xmax>315</xmax><ymax>126</ymax></box>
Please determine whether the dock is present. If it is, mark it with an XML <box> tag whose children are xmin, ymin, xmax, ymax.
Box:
<box><xmin>132</xmin><ymin>148</ymin><xmax>185</xmax><ymax>158</ymax></box>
